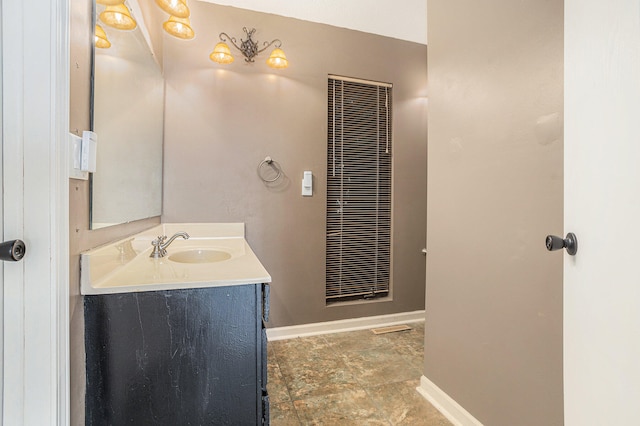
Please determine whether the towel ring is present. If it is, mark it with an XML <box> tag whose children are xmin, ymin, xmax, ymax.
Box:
<box><xmin>257</xmin><ymin>156</ymin><xmax>282</xmax><ymax>183</ymax></box>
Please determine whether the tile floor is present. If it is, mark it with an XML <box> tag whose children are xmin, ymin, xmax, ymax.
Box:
<box><xmin>267</xmin><ymin>322</ymin><xmax>452</xmax><ymax>425</ymax></box>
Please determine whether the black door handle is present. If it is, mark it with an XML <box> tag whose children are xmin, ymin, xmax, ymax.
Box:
<box><xmin>0</xmin><ymin>239</ymin><xmax>26</xmax><ymax>261</ymax></box>
<box><xmin>545</xmin><ymin>233</ymin><xmax>577</xmax><ymax>256</ymax></box>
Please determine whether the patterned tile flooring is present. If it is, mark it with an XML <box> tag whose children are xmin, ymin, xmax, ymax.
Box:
<box><xmin>267</xmin><ymin>322</ymin><xmax>452</xmax><ymax>425</ymax></box>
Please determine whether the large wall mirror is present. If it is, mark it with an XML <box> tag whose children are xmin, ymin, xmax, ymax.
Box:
<box><xmin>91</xmin><ymin>1</ymin><xmax>164</xmax><ymax>229</ymax></box>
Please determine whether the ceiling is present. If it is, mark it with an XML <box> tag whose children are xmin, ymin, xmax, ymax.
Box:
<box><xmin>196</xmin><ymin>0</ymin><xmax>428</xmax><ymax>44</ymax></box>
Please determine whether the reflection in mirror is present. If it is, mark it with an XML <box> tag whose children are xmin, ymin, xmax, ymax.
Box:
<box><xmin>91</xmin><ymin>1</ymin><xmax>164</xmax><ymax>229</ymax></box>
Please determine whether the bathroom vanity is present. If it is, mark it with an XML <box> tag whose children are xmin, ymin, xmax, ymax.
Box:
<box><xmin>81</xmin><ymin>224</ymin><xmax>271</xmax><ymax>425</ymax></box>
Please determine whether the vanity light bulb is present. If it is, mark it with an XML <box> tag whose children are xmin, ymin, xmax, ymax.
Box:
<box><xmin>210</xmin><ymin>42</ymin><xmax>234</xmax><ymax>64</ymax></box>
<box><xmin>266</xmin><ymin>48</ymin><xmax>289</xmax><ymax>69</ymax></box>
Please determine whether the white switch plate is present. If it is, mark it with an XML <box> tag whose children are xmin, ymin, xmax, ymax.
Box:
<box><xmin>81</xmin><ymin>130</ymin><xmax>97</xmax><ymax>172</ymax></box>
<box><xmin>69</xmin><ymin>133</ymin><xmax>88</xmax><ymax>180</ymax></box>
<box><xmin>302</xmin><ymin>171</ymin><xmax>313</xmax><ymax>196</ymax></box>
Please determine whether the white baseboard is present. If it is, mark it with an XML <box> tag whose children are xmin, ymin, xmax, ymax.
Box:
<box><xmin>416</xmin><ymin>375</ymin><xmax>484</xmax><ymax>426</ymax></box>
<box><xmin>266</xmin><ymin>310</ymin><xmax>425</xmax><ymax>341</ymax></box>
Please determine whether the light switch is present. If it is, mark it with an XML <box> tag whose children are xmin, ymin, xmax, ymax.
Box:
<box><xmin>302</xmin><ymin>171</ymin><xmax>313</xmax><ymax>196</ymax></box>
<box><xmin>69</xmin><ymin>133</ymin><xmax>88</xmax><ymax>180</ymax></box>
<box><xmin>81</xmin><ymin>130</ymin><xmax>97</xmax><ymax>172</ymax></box>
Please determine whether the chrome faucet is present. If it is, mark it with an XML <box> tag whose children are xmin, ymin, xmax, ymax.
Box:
<box><xmin>150</xmin><ymin>232</ymin><xmax>190</xmax><ymax>258</ymax></box>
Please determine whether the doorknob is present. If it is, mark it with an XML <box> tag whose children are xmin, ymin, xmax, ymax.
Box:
<box><xmin>0</xmin><ymin>239</ymin><xmax>26</xmax><ymax>262</ymax></box>
<box><xmin>545</xmin><ymin>233</ymin><xmax>577</xmax><ymax>256</ymax></box>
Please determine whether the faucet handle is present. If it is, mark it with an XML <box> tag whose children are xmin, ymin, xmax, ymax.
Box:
<box><xmin>150</xmin><ymin>233</ymin><xmax>188</xmax><ymax>258</ymax></box>
<box><xmin>152</xmin><ymin>235</ymin><xmax>167</xmax><ymax>246</ymax></box>
<box><xmin>150</xmin><ymin>235</ymin><xmax>167</xmax><ymax>258</ymax></box>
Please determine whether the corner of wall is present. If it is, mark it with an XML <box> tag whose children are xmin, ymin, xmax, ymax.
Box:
<box><xmin>416</xmin><ymin>375</ymin><xmax>484</xmax><ymax>426</ymax></box>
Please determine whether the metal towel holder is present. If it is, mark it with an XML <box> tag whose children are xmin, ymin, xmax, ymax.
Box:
<box><xmin>257</xmin><ymin>156</ymin><xmax>282</xmax><ymax>183</ymax></box>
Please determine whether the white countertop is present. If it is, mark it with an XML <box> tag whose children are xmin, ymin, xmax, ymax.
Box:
<box><xmin>80</xmin><ymin>223</ymin><xmax>271</xmax><ymax>295</ymax></box>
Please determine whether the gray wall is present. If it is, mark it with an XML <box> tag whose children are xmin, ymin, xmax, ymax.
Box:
<box><xmin>424</xmin><ymin>1</ymin><xmax>563</xmax><ymax>425</ymax></box>
<box><xmin>161</xmin><ymin>3</ymin><xmax>428</xmax><ymax>327</ymax></box>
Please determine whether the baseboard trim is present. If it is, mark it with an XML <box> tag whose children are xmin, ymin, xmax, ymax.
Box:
<box><xmin>266</xmin><ymin>310</ymin><xmax>425</xmax><ymax>341</ymax></box>
<box><xmin>416</xmin><ymin>375</ymin><xmax>484</xmax><ymax>426</ymax></box>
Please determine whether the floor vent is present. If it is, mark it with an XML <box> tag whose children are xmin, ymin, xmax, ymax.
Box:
<box><xmin>371</xmin><ymin>324</ymin><xmax>412</xmax><ymax>335</ymax></box>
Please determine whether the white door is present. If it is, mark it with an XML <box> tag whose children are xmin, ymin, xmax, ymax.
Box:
<box><xmin>564</xmin><ymin>1</ymin><xmax>640</xmax><ymax>424</ymax></box>
<box><xmin>1</xmin><ymin>0</ymin><xmax>70</xmax><ymax>424</ymax></box>
<box><xmin>0</xmin><ymin>18</ymin><xmax>3</xmax><ymax>419</ymax></box>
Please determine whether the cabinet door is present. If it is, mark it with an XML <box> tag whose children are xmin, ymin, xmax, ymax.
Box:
<box><xmin>85</xmin><ymin>285</ymin><xmax>262</xmax><ymax>425</ymax></box>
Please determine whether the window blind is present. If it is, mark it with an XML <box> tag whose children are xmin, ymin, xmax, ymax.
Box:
<box><xmin>326</xmin><ymin>76</ymin><xmax>392</xmax><ymax>302</ymax></box>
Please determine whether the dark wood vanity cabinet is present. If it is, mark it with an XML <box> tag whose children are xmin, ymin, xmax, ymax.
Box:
<box><xmin>84</xmin><ymin>283</ymin><xmax>270</xmax><ymax>425</ymax></box>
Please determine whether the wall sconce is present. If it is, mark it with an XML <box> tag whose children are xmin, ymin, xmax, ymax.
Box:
<box><xmin>100</xmin><ymin>3</ymin><xmax>137</xmax><ymax>31</ymax></box>
<box><xmin>95</xmin><ymin>24</ymin><xmax>111</xmax><ymax>48</ymax></box>
<box><xmin>209</xmin><ymin>27</ymin><xmax>289</xmax><ymax>69</ymax></box>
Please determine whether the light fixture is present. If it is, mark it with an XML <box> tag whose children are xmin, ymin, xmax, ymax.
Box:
<box><xmin>163</xmin><ymin>15</ymin><xmax>195</xmax><ymax>39</ymax></box>
<box><xmin>155</xmin><ymin>0</ymin><xmax>190</xmax><ymax>19</ymax></box>
<box><xmin>209</xmin><ymin>27</ymin><xmax>289</xmax><ymax>69</ymax></box>
<box><xmin>95</xmin><ymin>24</ymin><xmax>111</xmax><ymax>49</ymax></box>
<box><xmin>100</xmin><ymin>4</ymin><xmax>137</xmax><ymax>30</ymax></box>
<box><xmin>209</xmin><ymin>42</ymin><xmax>234</xmax><ymax>64</ymax></box>
<box><xmin>266</xmin><ymin>48</ymin><xmax>288</xmax><ymax>69</ymax></box>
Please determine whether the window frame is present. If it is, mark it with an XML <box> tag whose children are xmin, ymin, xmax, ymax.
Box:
<box><xmin>326</xmin><ymin>75</ymin><xmax>393</xmax><ymax>303</ymax></box>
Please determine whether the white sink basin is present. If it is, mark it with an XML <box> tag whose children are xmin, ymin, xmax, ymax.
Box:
<box><xmin>169</xmin><ymin>249</ymin><xmax>232</xmax><ymax>264</ymax></box>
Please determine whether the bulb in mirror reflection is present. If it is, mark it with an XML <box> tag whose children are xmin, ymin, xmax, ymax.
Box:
<box><xmin>100</xmin><ymin>4</ymin><xmax>137</xmax><ymax>31</ymax></box>
<box><xmin>163</xmin><ymin>15</ymin><xmax>195</xmax><ymax>39</ymax></box>
<box><xmin>155</xmin><ymin>0</ymin><xmax>190</xmax><ymax>19</ymax></box>
<box><xmin>96</xmin><ymin>0</ymin><xmax>125</xmax><ymax>5</ymax></box>
<box><xmin>95</xmin><ymin>25</ymin><xmax>111</xmax><ymax>49</ymax></box>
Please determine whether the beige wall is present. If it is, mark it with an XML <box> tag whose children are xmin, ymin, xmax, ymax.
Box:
<box><xmin>425</xmin><ymin>1</ymin><xmax>563</xmax><ymax>425</ymax></box>
<box><xmin>161</xmin><ymin>3</ymin><xmax>428</xmax><ymax>327</ymax></box>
